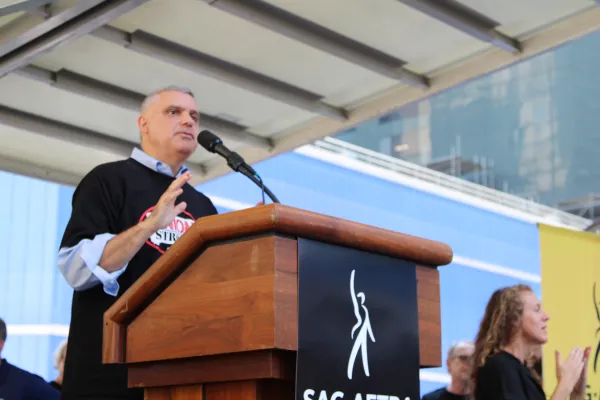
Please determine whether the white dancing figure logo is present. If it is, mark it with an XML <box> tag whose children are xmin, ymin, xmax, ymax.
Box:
<box><xmin>347</xmin><ymin>269</ymin><xmax>376</xmax><ymax>380</ymax></box>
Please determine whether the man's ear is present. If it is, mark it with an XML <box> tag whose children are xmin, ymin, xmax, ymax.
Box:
<box><xmin>0</xmin><ymin>340</ymin><xmax>4</xmax><ymax>355</ymax></box>
<box><xmin>137</xmin><ymin>115</ymin><xmax>148</xmax><ymax>135</ymax></box>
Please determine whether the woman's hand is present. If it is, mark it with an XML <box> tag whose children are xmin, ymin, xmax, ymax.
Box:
<box><xmin>571</xmin><ymin>346</ymin><xmax>591</xmax><ymax>399</ymax></box>
<box><xmin>555</xmin><ymin>347</ymin><xmax>585</xmax><ymax>394</ymax></box>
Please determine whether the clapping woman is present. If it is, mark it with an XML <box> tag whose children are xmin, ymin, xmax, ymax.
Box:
<box><xmin>472</xmin><ymin>285</ymin><xmax>590</xmax><ymax>400</ymax></box>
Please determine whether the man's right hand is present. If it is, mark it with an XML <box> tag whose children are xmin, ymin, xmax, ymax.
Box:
<box><xmin>145</xmin><ymin>171</ymin><xmax>191</xmax><ymax>231</ymax></box>
<box><xmin>97</xmin><ymin>172</ymin><xmax>192</xmax><ymax>274</ymax></box>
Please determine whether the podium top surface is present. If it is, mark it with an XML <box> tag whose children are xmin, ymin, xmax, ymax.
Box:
<box><xmin>180</xmin><ymin>203</ymin><xmax>452</xmax><ymax>265</ymax></box>
<box><xmin>104</xmin><ymin>204</ymin><xmax>452</xmax><ymax>326</ymax></box>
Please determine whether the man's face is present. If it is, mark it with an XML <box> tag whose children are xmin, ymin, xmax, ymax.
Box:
<box><xmin>138</xmin><ymin>90</ymin><xmax>200</xmax><ymax>159</ymax></box>
<box><xmin>447</xmin><ymin>344</ymin><xmax>474</xmax><ymax>383</ymax></box>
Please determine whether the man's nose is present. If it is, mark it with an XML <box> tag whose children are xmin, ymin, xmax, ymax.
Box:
<box><xmin>181</xmin><ymin>112</ymin><xmax>194</xmax><ymax>125</ymax></box>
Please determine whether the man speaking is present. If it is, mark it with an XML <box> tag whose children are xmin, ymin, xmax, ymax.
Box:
<box><xmin>57</xmin><ymin>86</ymin><xmax>218</xmax><ymax>400</ymax></box>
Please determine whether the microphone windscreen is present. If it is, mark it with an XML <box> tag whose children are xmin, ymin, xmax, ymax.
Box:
<box><xmin>197</xmin><ymin>130</ymin><xmax>222</xmax><ymax>152</ymax></box>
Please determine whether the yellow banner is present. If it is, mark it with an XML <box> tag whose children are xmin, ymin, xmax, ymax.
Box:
<box><xmin>539</xmin><ymin>223</ymin><xmax>600</xmax><ymax>397</ymax></box>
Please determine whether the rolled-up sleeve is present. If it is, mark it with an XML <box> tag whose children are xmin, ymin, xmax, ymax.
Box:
<box><xmin>58</xmin><ymin>233</ymin><xmax>128</xmax><ymax>296</ymax></box>
<box><xmin>57</xmin><ymin>166</ymin><xmax>125</xmax><ymax>296</ymax></box>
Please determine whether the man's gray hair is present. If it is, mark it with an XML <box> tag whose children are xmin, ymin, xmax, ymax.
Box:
<box><xmin>0</xmin><ymin>317</ymin><xmax>6</xmax><ymax>341</ymax></box>
<box><xmin>140</xmin><ymin>85</ymin><xmax>195</xmax><ymax>112</ymax></box>
<box><xmin>447</xmin><ymin>340</ymin><xmax>474</xmax><ymax>359</ymax></box>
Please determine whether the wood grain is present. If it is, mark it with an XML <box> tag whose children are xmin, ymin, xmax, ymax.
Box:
<box><xmin>129</xmin><ymin>350</ymin><xmax>294</xmax><ymax>388</ymax></box>
<box><xmin>104</xmin><ymin>204</ymin><xmax>452</xmax><ymax>363</ymax></box>
<box><xmin>417</xmin><ymin>265</ymin><xmax>441</xmax><ymax>367</ymax></box>
<box><xmin>204</xmin><ymin>381</ymin><xmax>257</xmax><ymax>400</ymax></box>
<box><xmin>122</xmin><ymin>236</ymin><xmax>440</xmax><ymax>370</ymax></box>
<box><xmin>145</xmin><ymin>387</ymin><xmax>170</xmax><ymax>400</ymax></box>
<box><xmin>203</xmin><ymin>380</ymin><xmax>294</xmax><ymax>400</ymax></box>
<box><xmin>126</xmin><ymin>236</ymin><xmax>279</xmax><ymax>363</ymax></box>
<box><xmin>144</xmin><ymin>380</ymin><xmax>294</xmax><ymax>400</ymax></box>
<box><xmin>145</xmin><ymin>384</ymin><xmax>203</xmax><ymax>399</ymax></box>
<box><xmin>273</xmin><ymin>237</ymin><xmax>298</xmax><ymax>350</ymax></box>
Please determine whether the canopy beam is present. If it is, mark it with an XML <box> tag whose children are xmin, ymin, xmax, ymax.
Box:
<box><xmin>15</xmin><ymin>65</ymin><xmax>272</xmax><ymax>149</ymax></box>
<box><xmin>396</xmin><ymin>0</ymin><xmax>520</xmax><ymax>53</ymax></box>
<box><xmin>199</xmin><ymin>0</ymin><xmax>428</xmax><ymax>87</ymax></box>
<box><xmin>0</xmin><ymin>0</ymin><xmax>150</xmax><ymax>78</ymax></box>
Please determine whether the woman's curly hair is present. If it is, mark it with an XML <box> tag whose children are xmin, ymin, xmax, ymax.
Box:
<box><xmin>471</xmin><ymin>284</ymin><xmax>533</xmax><ymax>389</ymax></box>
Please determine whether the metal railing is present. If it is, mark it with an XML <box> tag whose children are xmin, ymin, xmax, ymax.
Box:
<box><xmin>311</xmin><ymin>137</ymin><xmax>591</xmax><ymax>230</ymax></box>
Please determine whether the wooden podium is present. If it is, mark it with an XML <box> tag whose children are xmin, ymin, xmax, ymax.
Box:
<box><xmin>102</xmin><ymin>204</ymin><xmax>452</xmax><ymax>399</ymax></box>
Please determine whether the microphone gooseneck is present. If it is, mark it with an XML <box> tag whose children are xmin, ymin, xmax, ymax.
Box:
<box><xmin>197</xmin><ymin>130</ymin><xmax>280</xmax><ymax>204</ymax></box>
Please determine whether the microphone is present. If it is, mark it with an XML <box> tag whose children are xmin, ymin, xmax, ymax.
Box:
<box><xmin>197</xmin><ymin>130</ymin><xmax>280</xmax><ymax>204</ymax></box>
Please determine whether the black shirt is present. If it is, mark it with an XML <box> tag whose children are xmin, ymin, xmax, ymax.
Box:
<box><xmin>0</xmin><ymin>359</ymin><xmax>60</xmax><ymax>399</ymax></box>
<box><xmin>422</xmin><ymin>387</ymin><xmax>469</xmax><ymax>400</ymax></box>
<box><xmin>475</xmin><ymin>350</ymin><xmax>545</xmax><ymax>400</ymax></box>
<box><xmin>48</xmin><ymin>380</ymin><xmax>61</xmax><ymax>391</ymax></box>
<box><xmin>60</xmin><ymin>158</ymin><xmax>218</xmax><ymax>399</ymax></box>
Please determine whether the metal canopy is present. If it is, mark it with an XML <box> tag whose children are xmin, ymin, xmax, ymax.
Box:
<box><xmin>0</xmin><ymin>0</ymin><xmax>598</xmax><ymax>188</ymax></box>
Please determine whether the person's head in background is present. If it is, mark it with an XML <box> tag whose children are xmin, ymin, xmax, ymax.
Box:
<box><xmin>446</xmin><ymin>341</ymin><xmax>475</xmax><ymax>394</ymax></box>
<box><xmin>52</xmin><ymin>340</ymin><xmax>68</xmax><ymax>386</ymax></box>
<box><xmin>472</xmin><ymin>285</ymin><xmax>549</xmax><ymax>381</ymax></box>
<box><xmin>0</xmin><ymin>317</ymin><xmax>5</xmax><ymax>358</ymax></box>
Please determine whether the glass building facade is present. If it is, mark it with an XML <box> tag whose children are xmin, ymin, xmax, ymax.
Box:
<box><xmin>335</xmin><ymin>29</ymin><xmax>600</xmax><ymax>218</ymax></box>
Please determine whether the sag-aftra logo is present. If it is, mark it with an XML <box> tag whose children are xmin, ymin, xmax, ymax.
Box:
<box><xmin>302</xmin><ymin>269</ymin><xmax>409</xmax><ymax>400</ymax></box>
